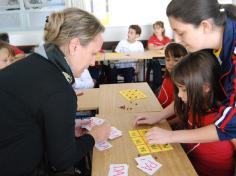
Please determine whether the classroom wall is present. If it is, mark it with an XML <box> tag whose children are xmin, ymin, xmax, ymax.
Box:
<box><xmin>8</xmin><ymin>24</ymin><xmax>172</xmax><ymax>46</ymax></box>
<box><xmin>7</xmin><ymin>0</ymin><xmax>173</xmax><ymax>46</ymax></box>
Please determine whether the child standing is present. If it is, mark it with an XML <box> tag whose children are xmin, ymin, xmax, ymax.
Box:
<box><xmin>147</xmin><ymin>50</ymin><xmax>235</xmax><ymax>176</ymax></box>
<box><xmin>146</xmin><ymin>21</ymin><xmax>171</xmax><ymax>92</ymax></box>
<box><xmin>157</xmin><ymin>42</ymin><xmax>187</xmax><ymax>108</ymax></box>
<box><xmin>0</xmin><ymin>41</ymin><xmax>15</xmax><ymax>69</ymax></box>
<box><xmin>157</xmin><ymin>43</ymin><xmax>187</xmax><ymax>126</ymax></box>
<box><xmin>109</xmin><ymin>25</ymin><xmax>144</xmax><ymax>83</ymax></box>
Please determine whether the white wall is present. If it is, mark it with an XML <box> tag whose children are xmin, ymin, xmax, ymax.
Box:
<box><xmin>8</xmin><ymin>0</ymin><xmax>173</xmax><ymax>46</ymax></box>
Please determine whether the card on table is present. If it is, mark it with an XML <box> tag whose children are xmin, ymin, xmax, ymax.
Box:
<box><xmin>95</xmin><ymin>141</ymin><xmax>112</xmax><ymax>151</ymax></box>
<box><xmin>129</xmin><ymin>129</ymin><xmax>173</xmax><ymax>154</ymax></box>
<box><xmin>108</xmin><ymin>164</ymin><xmax>128</xmax><ymax>176</ymax></box>
<box><xmin>109</xmin><ymin>126</ymin><xmax>122</xmax><ymax>140</ymax></box>
<box><xmin>135</xmin><ymin>155</ymin><xmax>162</xmax><ymax>175</ymax></box>
<box><xmin>81</xmin><ymin>117</ymin><xmax>105</xmax><ymax>131</ymax></box>
<box><xmin>120</xmin><ymin>89</ymin><xmax>147</xmax><ymax>101</ymax></box>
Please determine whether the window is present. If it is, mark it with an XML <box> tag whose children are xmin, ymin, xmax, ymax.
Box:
<box><xmin>0</xmin><ymin>0</ymin><xmax>65</xmax><ymax>31</ymax></box>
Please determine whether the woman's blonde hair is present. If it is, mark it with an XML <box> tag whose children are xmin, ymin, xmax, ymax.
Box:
<box><xmin>44</xmin><ymin>8</ymin><xmax>105</xmax><ymax>47</ymax></box>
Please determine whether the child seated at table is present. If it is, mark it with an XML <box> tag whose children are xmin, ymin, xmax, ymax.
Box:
<box><xmin>109</xmin><ymin>24</ymin><xmax>144</xmax><ymax>83</ymax></box>
<box><xmin>0</xmin><ymin>32</ymin><xmax>25</xmax><ymax>60</ymax></box>
<box><xmin>0</xmin><ymin>41</ymin><xmax>15</xmax><ymax>69</ymax></box>
<box><xmin>146</xmin><ymin>21</ymin><xmax>171</xmax><ymax>93</ymax></box>
<box><xmin>73</xmin><ymin>69</ymin><xmax>94</xmax><ymax>91</ymax></box>
<box><xmin>73</xmin><ymin>69</ymin><xmax>96</xmax><ymax>119</ymax></box>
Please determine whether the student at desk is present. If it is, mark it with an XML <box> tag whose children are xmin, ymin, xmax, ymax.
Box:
<box><xmin>0</xmin><ymin>41</ymin><xmax>15</xmax><ymax>69</ymax></box>
<box><xmin>0</xmin><ymin>8</ymin><xmax>110</xmax><ymax>175</ymax></box>
<box><xmin>109</xmin><ymin>25</ymin><xmax>144</xmax><ymax>83</ymax></box>
<box><xmin>73</xmin><ymin>69</ymin><xmax>94</xmax><ymax>91</ymax></box>
<box><xmin>0</xmin><ymin>32</ymin><xmax>25</xmax><ymax>60</ymax></box>
<box><xmin>146</xmin><ymin>21</ymin><xmax>171</xmax><ymax>93</ymax></box>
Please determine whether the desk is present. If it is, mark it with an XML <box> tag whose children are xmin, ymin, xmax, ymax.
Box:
<box><xmin>104</xmin><ymin>51</ymin><xmax>165</xmax><ymax>81</ymax></box>
<box><xmin>76</xmin><ymin>88</ymin><xmax>100</xmax><ymax>111</ymax></box>
<box><xmin>92</xmin><ymin>113</ymin><xmax>197</xmax><ymax>176</ymax></box>
<box><xmin>104</xmin><ymin>50</ymin><xmax>165</xmax><ymax>61</ymax></box>
<box><xmin>95</xmin><ymin>53</ymin><xmax>105</xmax><ymax>61</ymax></box>
<box><xmin>99</xmin><ymin>82</ymin><xmax>162</xmax><ymax>115</ymax></box>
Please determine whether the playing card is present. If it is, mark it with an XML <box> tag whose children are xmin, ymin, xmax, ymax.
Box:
<box><xmin>135</xmin><ymin>155</ymin><xmax>162</xmax><ymax>175</ymax></box>
<box><xmin>95</xmin><ymin>141</ymin><xmax>112</xmax><ymax>151</ymax></box>
<box><xmin>109</xmin><ymin>127</ymin><xmax>122</xmax><ymax>140</ymax></box>
<box><xmin>81</xmin><ymin>117</ymin><xmax>105</xmax><ymax>131</ymax></box>
<box><xmin>108</xmin><ymin>164</ymin><xmax>128</xmax><ymax>176</ymax></box>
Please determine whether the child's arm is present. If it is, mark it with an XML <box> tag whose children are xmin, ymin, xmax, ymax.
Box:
<box><xmin>133</xmin><ymin>102</ymin><xmax>175</xmax><ymax>126</ymax></box>
<box><xmin>145</xmin><ymin>124</ymin><xmax>219</xmax><ymax>144</ymax></box>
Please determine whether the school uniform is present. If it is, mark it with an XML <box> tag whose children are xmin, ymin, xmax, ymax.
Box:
<box><xmin>147</xmin><ymin>35</ymin><xmax>171</xmax><ymax>47</ymax></box>
<box><xmin>109</xmin><ymin>39</ymin><xmax>144</xmax><ymax>83</ymax></box>
<box><xmin>0</xmin><ymin>44</ymin><xmax>95</xmax><ymax>175</ymax></box>
<box><xmin>185</xmin><ymin>111</ymin><xmax>234</xmax><ymax>176</ymax></box>
<box><xmin>214</xmin><ymin>17</ymin><xmax>236</xmax><ymax>140</ymax></box>
<box><xmin>157</xmin><ymin>75</ymin><xmax>176</xmax><ymax>122</ymax></box>
<box><xmin>157</xmin><ymin>75</ymin><xmax>174</xmax><ymax>108</ymax></box>
<box><xmin>146</xmin><ymin>35</ymin><xmax>171</xmax><ymax>92</ymax></box>
<box><xmin>73</xmin><ymin>69</ymin><xmax>94</xmax><ymax>90</ymax></box>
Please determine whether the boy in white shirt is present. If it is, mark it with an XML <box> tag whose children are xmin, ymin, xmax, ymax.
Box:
<box><xmin>109</xmin><ymin>25</ymin><xmax>144</xmax><ymax>83</ymax></box>
<box><xmin>72</xmin><ymin>69</ymin><xmax>94</xmax><ymax>91</ymax></box>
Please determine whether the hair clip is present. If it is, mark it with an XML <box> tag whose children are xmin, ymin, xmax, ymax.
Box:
<box><xmin>219</xmin><ymin>8</ymin><xmax>225</xmax><ymax>12</ymax></box>
<box><xmin>45</xmin><ymin>16</ymin><xmax>49</xmax><ymax>23</ymax></box>
<box><xmin>219</xmin><ymin>4</ymin><xmax>225</xmax><ymax>12</ymax></box>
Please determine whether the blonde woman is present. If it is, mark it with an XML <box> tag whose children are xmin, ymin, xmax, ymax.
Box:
<box><xmin>0</xmin><ymin>8</ymin><xmax>110</xmax><ymax>175</ymax></box>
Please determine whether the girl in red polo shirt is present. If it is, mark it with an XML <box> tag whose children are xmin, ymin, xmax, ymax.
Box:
<box><xmin>157</xmin><ymin>43</ymin><xmax>187</xmax><ymax>127</ymax></box>
<box><xmin>157</xmin><ymin>42</ymin><xmax>187</xmax><ymax>108</ymax></box>
<box><xmin>170</xmin><ymin>51</ymin><xmax>234</xmax><ymax>176</ymax></box>
<box><xmin>148</xmin><ymin>21</ymin><xmax>171</xmax><ymax>50</ymax></box>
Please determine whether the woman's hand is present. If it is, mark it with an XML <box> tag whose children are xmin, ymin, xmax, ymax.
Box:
<box><xmin>75</xmin><ymin>119</ymin><xmax>91</xmax><ymax>137</ymax></box>
<box><xmin>89</xmin><ymin>123</ymin><xmax>111</xmax><ymax>143</ymax></box>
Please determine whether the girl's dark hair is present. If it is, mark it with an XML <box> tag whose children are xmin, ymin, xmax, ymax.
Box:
<box><xmin>171</xmin><ymin>50</ymin><xmax>224</xmax><ymax>128</ymax></box>
<box><xmin>166</xmin><ymin>0</ymin><xmax>236</xmax><ymax>27</ymax></box>
<box><xmin>164</xmin><ymin>42</ymin><xmax>188</xmax><ymax>76</ymax></box>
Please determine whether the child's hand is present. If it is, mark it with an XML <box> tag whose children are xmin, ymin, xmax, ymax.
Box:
<box><xmin>133</xmin><ymin>113</ymin><xmax>160</xmax><ymax>127</ymax></box>
<box><xmin>145</xmin><ymin>127</ymin><xmax>173</xmax><ymax>144</ymax></box>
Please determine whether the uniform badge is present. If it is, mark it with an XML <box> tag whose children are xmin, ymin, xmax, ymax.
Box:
<box><xmin>62</xmin><ymin>71</ymin><xmax>73</xmax><ymax>84</ymax></box>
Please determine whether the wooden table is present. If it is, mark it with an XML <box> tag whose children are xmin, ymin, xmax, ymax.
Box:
<box><xmin>98</xmin><ymin>83</ymin><xmax>162</xmax><ymax>115</ymax></box>
<box><xmin>95</xmin><ymin>52</ymin><xmax>105</xmax><ymax>61</ymax></box>
<box><xmin>76</xmin><ymin>88</ymin><xmax>100</xmax><ymax>111</ymax></box>
<box><xmin>92</xmin><ymin>113</ymin><xmax>197</xmax><ymax>176</ymax></box>
<box><xmin>104</xmin><ymin>50</ymin><xmax>165</xmax><ymax>61</ymax></box>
